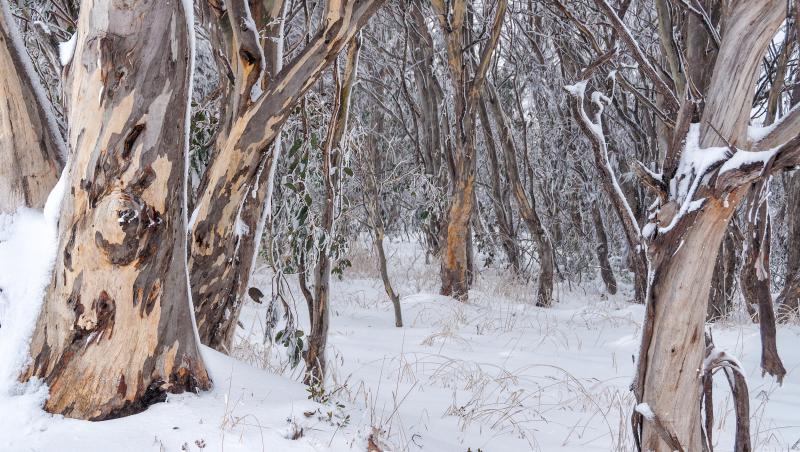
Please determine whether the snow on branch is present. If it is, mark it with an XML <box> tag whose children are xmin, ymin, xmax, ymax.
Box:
<box><xmin>657</xmin><ymin>124</ymin><xmax>730</xmax><ymax>234</ymax></box>
<box><xmin>565</xmin><ymin>80</ymin><xmax>641</xmax><ymax>241</ymax></box>
<box><xmin>750</xmin><ymin>103</ymin><xmax>800</xmax><ymax>151</ymax></box>
<box><xmin>716</xmin><ymin>133</ymin><xmax>800</xmax><ymax>192</ymax></box>
<box><xmin>702</xmin><ymin>346</ymin><xmax>747</xmax><ymax>380</ymax></box>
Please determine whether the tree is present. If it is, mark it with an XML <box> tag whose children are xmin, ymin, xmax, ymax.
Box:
<box><xmin>0</xmin><ymin>0</ymin><xmax>65</xmax><ymax>213</ymax></box>
<box><xmin>304</xmin><ymin>35</ymin><xmax>362</xmax><ymax>385</ymax></box>
<box><xmin>565</xmin><ymin>1</ymin><xmax>796</xmax><ymax>449</ymax></box>
<box><xmin>432</xmin><ymin>0</ymin><xmax>506</xmax><ymax>300</ymax></box>
<box><xmin>21</xmin><ymin>0</ymin><xmax>210</xmax><ymax>420</ymax></box>
<box><xmin>188</xmin><ymin>0</ymin><xmax>384</xmax><ymax>352</ymax></box>
<box><xmin>480</xmin><ymin>83</ymin><xmax>555</xmax><ymax>307</ymax></box>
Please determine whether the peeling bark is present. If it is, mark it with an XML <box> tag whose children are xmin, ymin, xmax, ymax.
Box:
<box><xmin>0</xmin><ymin>0</ymin><xmax>65</xmax><ymax>213</ymax></box>
<box><xmin>21</xmin><ymin>0</ymin><xmax>209</xmax><ymax>420</ymax></box>
<box><xmin>190</xmin><ymin>1</ymin><xmax>383</xmax><ymax>351</ymax></box>
<box><xmin>432</xmin><ymin>0</ymin><xmax>507</xmax><ymax>300</ymax></box>
<box><xmin>633</xmin><ymin>3</ymin><xmax>786</xmax><ymax>449</ymax></box>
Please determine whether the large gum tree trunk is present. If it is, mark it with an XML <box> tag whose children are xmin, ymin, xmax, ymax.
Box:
<box><xmin>640</xmin><ymin>194</ymin><xmax>742</xmax><ymax>451</ymax></box>
<box><xmin>189</xmin><ymin>1</ymin><xmax>383</xmax><ymax>351</ymax></box>
<box><xmin>633</xmin><ymin>3</ymin><xmax>786</xmax><ymax>449</ymax></box>
<box><xmin>21</xmin><ymin>0</ymin><xmax>210</xmax><ymax>420</ymax></box>
<box><xmin>440</xmin><ymin>182</ymin><xmax>475</xmax><ymax>300</ymax></box>
<box><xmin>189</xmin><ymin>0</ymin><xmax>286</xmax><ymax>352</ymax></box>
<box><xmin>0</xmin><ymin>0</ymin><xmax>65</xmax><ymax>213</ymax></box>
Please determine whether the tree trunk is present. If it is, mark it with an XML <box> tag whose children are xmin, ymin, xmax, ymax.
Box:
<box><xmin>591</xmin><ymin>203</ymin><xmax>617</xmax><ymax>295</ymax></box>
<box><xmin>483</xmin><ymin>84</ymin><xmax>554</xmax><ymax>307</ymax></box>
<box><xmin>0</xmin><ymin>0</ymin><xmax>65</xmax><ymax>213</ymax></box>
<box><xmin>189</xmin><ymin>0</ymin><xmax>286</xmax><ymax>352</ymax></box>
<box><xmin>375</xmin><ymin>228</ymin><xmax>403</xmax><ymax>327</ymax></box>
<box><xmin>440</xmin><ymin>180</ymin><xmax>475</xmax><ymax>300</ymax></box>
<box><xmin>433</xmin><ymin>0</ymin><xmax>506</xmax><ymax>301</ymax></box>
<box><xmin>21</xmin><ymin>0</ymin><xmax>210</xmax><ymax>420</ymax></box>
<box><xmin>361</xmin><ymin>64</ymin><xmax>402</xmax><ymax>327</ymax></box>
<box><xmin>305</xmin><ymin>35</ymin><xmax>361</xmax><ymax>386</ymax></box>
<box><xmin>632</xmin><ymin>4</ymin><xmax>785</xmax><ymax>448</ymax></box>
<box><xmin>640</xmin><ymin>195</ymin><xmax>742</xmax><ymax>451</ymax></box>
<box><xmin>478</xmin><ymin>96</ymin><xmax>520</xmax><ymax>273</ymax></box>
<box><xmin>406</xmin><ymin>5</ymin><xmax>449</xmax><ymax>260</ymax></box>
<box><xmin>189</xmin><ymin>2</ymin><xmax>382</xmax><ymax>351</ymax></box>
<box><xmin>740</xmin><ymin>183</ymin><xmax>786</xmax><ymax>381</ymax></box>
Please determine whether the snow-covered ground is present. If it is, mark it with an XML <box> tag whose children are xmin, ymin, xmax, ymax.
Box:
<box><xmin>1</xmin><ymin>210</ymin><xmax>799</xmax><ymax>451</ymax></box>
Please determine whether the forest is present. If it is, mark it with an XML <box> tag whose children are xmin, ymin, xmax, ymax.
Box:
<box><xmin>0</xmin><ymin>0</ymin><xmax>799</xmax><ymax>450</ymax></box>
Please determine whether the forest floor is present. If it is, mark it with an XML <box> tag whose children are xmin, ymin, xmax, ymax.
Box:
<box><xmin>1</xmin><ymin>209</ymin><xmax>799</xmax><ymax>451</ymax></box>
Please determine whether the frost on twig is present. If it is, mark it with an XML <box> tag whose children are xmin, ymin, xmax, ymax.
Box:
<box><xmin>564</xmin><ymin>80</ymin><xmax>641</xmax><ymax>241</ymax></box>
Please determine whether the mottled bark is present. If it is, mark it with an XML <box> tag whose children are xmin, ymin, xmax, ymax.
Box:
<box><xmin>638</xmin><ymin>193</ymin><xmax>743</xmax><ymax>452</ymax></box>
<box><xmin>0</xmin><ymin>0</ymin><xmax>65</xmax><ymax>213</ymax></box>
<box><xmin>21</xmin><ymin>0</ymin><xmax>210</xmax><ymax>420</ymax></box>
<box><xmin>432</xmin><ymin>0</ymin><xmax>506</xmax><ymax>301</ymax></box>
<box><xmin>190</xmin><ymin>1</ymin><xmax>383</xmax><ymax>351</ymax></box>
<box><xmin>190</xmin><ymin>0</ymin><xmax>285</xmax><ymax>352</ymax></box>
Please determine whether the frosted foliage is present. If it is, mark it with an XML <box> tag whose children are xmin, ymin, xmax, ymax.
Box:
<box><xmin>192</xmin><ymin>33</ymin><xmax>219</xmax><ymax>103</ymax></box>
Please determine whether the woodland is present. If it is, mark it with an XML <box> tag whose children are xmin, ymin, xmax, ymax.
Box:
<box><xmin>1</xmin><ymin>0</ymin><xmax>800</xmax><ymax>451</ymax></box>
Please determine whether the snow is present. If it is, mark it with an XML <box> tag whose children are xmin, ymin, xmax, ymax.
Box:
<box><xmin>242</xmin><ymin>0</ymin><xmax>266</xmax><ymax>104</ymax></box>
<box><xmin>641</xmin><ymin>221</ymin><xmax>656</xmax><ymax>239</ymax></box>
<box><xmin>563</xmin><ymin>80</ymin><xmax>588</xmax><ymax>97</ymax></box>
<box><xmin>250</xmin><ymin>83</ymin><xmax>264</xmax><ymax>103</ymax></box>
<box><xmin>749</xmin><ymin>104</ymin><xmax>800</xmax><ymax>145</ymax></box>
<box><xmin>58</xmin><ymin>33</ymin><xmax>77</xmax><ymax>67</ymax></box>
<box><xmin>718</xmin><ymin>148</ymin><xmax>778</xmax><ymax>177</ymax></box>
<box><xmin>635</xmin><ymin>402</ymin><xmax>655</xmax><ymax>421</ymax></box>
<box><xmin>188</xmin><ymin>207</ymin><xmax>199</xmax><ymax>230</ymax></box>
<box><xmin>181</xmin><ymin>0</ymin><xmax>205</xmax><ymax>354</ymax></box>
<box><xmin>659</xmin><ymin>124</ymin><xmax>729</xmax><ymax>233</ymax></box>
<box><xmin>1</xmin><ymin>222</ymin><xmax>799</xmax><ymax>450</ymax></box>
<box><xmin>0</xmin><ymin>209</ymin><xmax>58</xmax><ymax>397</ymax></box>
<box><xmin>566</xmin><ymin>80</ymin><xmax>640</xmax><ymax>238</ymax></box>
